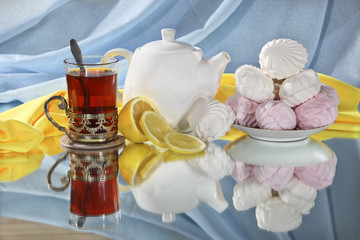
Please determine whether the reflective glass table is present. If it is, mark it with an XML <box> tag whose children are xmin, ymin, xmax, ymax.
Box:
<box><xmin>1</xmin><ymin>131</ymin><xmax>360</xmax><ymax>240</ymax></box>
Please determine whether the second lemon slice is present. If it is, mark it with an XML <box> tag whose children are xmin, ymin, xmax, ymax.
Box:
<box><xmin>164</xmin><ymin>132</ymin><xmax>206</xmax><ymax>154</ymax></box>
<box><xmin>139</xmin><ymin>111</ymin><xmax>174</xmax><ymax>148</ymax></box>
<box><xmin>118</xmin><ymin>97</ymin><xmax>157</xmax><ymax>142</ymax></box>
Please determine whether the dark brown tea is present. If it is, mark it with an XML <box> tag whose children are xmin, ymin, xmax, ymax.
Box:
<box><xmin>66</xmin><ymin>68</ymin><xmax>117</xmax><ymax>114</ymax></box>
<box><xmin>70</xmin><ymin>178</ymin><xmax>120</xmax><ymax>216</ymax></box>
<box><xmin>69</xmin><ymin>149</ymin><xmax>120</xmax><ymax>217</ymax></box>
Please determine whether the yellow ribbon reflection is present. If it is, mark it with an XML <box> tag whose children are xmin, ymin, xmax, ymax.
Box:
<box><xmin>0</xmin><ymin>148</ymin><xmax>44</xmax><ymax>182</ymax></box>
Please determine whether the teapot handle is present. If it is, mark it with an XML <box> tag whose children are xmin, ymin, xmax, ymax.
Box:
<box><xmin>104</xmin><ymin>48</ymin><xmax>133</xmax><ymax>63</ymax></box>
<box><xmin>104</xmin><ymin>48</ymin><xmax>133</xmax><ymax>104</ymax></box>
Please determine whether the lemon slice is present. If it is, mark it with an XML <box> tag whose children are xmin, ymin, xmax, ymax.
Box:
<box><xmin>118</xmin><ymin>97</ymin><xmax>157</xmax><ymax>142</ymax></box>
<box><xmin>164</xmin><ymin>132</ymin><xmax>206</xmax><ymax>154</ymax></box>
<box><xmin>139</xmin><ymin>111</ymin><xmax>173</xmax><ymax>148</ymax></box>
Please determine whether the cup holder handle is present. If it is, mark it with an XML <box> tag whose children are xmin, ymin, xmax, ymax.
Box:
<box><xmin>47</xmin><ymin>152</ymin><xmax>71</xmax><ymax>192</ymax></box>
<box><xmin>44</xmin><ymin>95</ymin><xmax>72</xmax><ymax>141</ymax></box>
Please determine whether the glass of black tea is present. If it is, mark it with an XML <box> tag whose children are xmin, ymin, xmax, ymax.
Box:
<box><xmin>44</xmin><ymin>56</ymin><xmax>120</xmax><ymax>143</ymax></box>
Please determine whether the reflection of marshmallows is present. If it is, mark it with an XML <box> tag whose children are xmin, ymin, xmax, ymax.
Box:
<box><xmin>232</xmin><ymin>156</ymin><xmax>337</xmax><ymax>232</ymax></box>
<box><xmin>295</xmin><ymin>153</ymin><xmax>337</xmax><ymax>189</ymax></box>
<box><xmin>256</xmin><ymin>197</ymin><xmax>302</xmax><ymax>232</ymax></box>
<box><xmin>189</xmin><ymin>143</ymin><xmax>234</xmax><ymax>180</ymax></box>
<box><xmin>254</xmin><ymin>165</ymin><xmax>294</xmax><ymax>191</ymax></box>
<box><xmin>278</xmin><ymin>177</ymin><xmax>316</xmax><ymax>214</ymax></box>
<box><xmin>233</xmin><ymin>176</ymin><xmax>271</xmax><ymax>211</ymax></box>
<box><xmin>231</xmin><ymin>161</ymin><xmax>254</xmax><ymax>182</ymax></box>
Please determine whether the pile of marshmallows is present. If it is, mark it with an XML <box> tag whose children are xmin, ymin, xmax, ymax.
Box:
<box><xmin>226</xmin><ymin>39</ymin><xmax>339</xmax><ymax>130</ymax></box>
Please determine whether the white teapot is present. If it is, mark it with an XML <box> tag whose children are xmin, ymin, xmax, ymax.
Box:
<box><xmin>105</xmin><ymin>28</ymin><xmax>231</xmax><ymax>130</ymax></box>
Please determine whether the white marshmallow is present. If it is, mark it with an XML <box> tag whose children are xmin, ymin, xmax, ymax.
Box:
<box><xmin>256</xmin><ymin>197</ymin><xmax>302</xmax><ymax>232</ymax></box>
<box><xmin>278</xmin><ymin>177</ymin><xmax>317</xmax><ymax>214</ymax></box>
<box><xmin>233</xmin><ymin>176</ymin><xmax>272</xmax><ymax>211</ymax></box>
<box><xmin>187</xmin><ymin>99</ymin><xmax>235</xmax><ymax>142</ymax></box>
<box><xmin>235</xmin><ymin>65</ymin><xmax>274</xmax><ymax>103</ymax></box>
<box><xmin>259</xmin><ymin>38</ymin><xmax>308</xmax><ymax>79</ymax></box>
<box><xmin>279</xmin><ymin>69</ymin><xmax>321</xmax><ymax>107</ymax></box>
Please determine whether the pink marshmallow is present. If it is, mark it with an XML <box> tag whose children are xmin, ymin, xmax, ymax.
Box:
<box><xmin>294</xmin><ymin>85</ymin><xmax>339</xmax><ymax>130</ymax></box>
<box><xmin>320</xmin><ymin>83</ymin><xmax>340</xmax><ymax>105</ymax></box>
<box><xmin>255</xmin><ymin>100</ymin><xmax>297</xmax><ymax>130</ymax></box>
<box><xmin>225</xmin><ymin>93</ymin><xmax>259</xmax><ymax>128</ymax></box>
<box><xmin>232</xmin><ymin>161</ymin><xmax>254</xmax><ymax>182</ymax></box>
<box><xmin>254</xmin><ymin>165</ymin><xmax>295</xmax><ymax>191</ymax></box>
<box><xmin>295</xmin><ymin>154</ymin><xmax>337</xmax><ymax>190</ymax></box>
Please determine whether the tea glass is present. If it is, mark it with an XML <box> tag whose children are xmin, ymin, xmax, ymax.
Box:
<box><xmin>44</xmin><ymin>56</ymin><xmax>119</xmax><ymax>143</ymax></box>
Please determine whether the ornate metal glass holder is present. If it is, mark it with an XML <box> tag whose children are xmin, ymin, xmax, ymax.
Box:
<box><xmin>44</xmin><ymin>95</ymin><xmax>118</xmax><ymax>143</ymax></box>
<box><xmin>47</xmin><ymin>143</ymin><xmax>123</xmax><ymax>230</ymax></box>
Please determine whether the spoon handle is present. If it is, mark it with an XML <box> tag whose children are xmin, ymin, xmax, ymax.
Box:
<box><xmin>70</xmin><ymin>39</ymin><xmax>86</xmax><ymax>72</ymax></box>
<box><xmin>69</xmin><ymin>39</ymin><xmax>89</xmax><ymax>113</ymax></box>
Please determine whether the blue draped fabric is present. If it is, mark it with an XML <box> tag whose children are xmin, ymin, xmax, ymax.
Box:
<box><xmin>1</xmin><ymin>0</ymin><xmax>359</xmax><ymax>112</ymax></box>
<box><xmin>1</xmin><ymin>0</ymin><xmax>360</xmax><ymax>239</ymax></box>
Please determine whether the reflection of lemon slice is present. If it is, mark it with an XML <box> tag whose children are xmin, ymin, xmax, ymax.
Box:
<box><xmin>139</xmin><ymin>111</ymin><xmax>173</xmax><ymax>148</ymax></box>
<box><xmin>118</xmin><ymin>97</ymin><xmax>157</xmax><ymax>142</ymax></box>
<box><xmin>164</xmin><ymin>132</ymin><xmax>206</xmax><ymax>154</ymax></box>
<box><xmin>118</xmin><ymin>143</ymin><xmax>162</xmax><ymax>185</ymax></box>
<box><xmin>162</xmin><ymin>149</ymin><xmax>205</xmax><ymax>162</ymax></box>
<box><xmin>138</xmin><ymin>152</ymin><xmax>163</xmax><ymax>180</ymax></box>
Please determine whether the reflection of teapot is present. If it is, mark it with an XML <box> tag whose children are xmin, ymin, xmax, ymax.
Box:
<box><xmin>118</xmin><ymin>143</ymin><xmax>233</xmax><ymax>222</ymax></box>
<box><xmin>131</xmin><ymin>159</ymin><xmax>228</xmax><ymax>222</ymax></box>
<box><xmin>105</xmin><ymin>28</ymin><xmax>231</xmax><ymax>130</ymax></box>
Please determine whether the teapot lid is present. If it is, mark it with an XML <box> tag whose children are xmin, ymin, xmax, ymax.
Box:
<box><xmin>139</xmin><ymin>28</ymin><xmax>200</xmax><ymax>53</ymax></box>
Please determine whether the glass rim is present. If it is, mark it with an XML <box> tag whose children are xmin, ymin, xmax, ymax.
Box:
<box><xmin>64</xmin><ymin>55</ymin><xmax>119</xmax><ymax>66</ymax></box>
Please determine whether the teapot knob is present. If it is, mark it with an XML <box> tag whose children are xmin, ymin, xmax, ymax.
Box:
<box><xmin>161</xmin><ymin>28</ymin><xmax>176</xmax><ymax>42</ymax></box>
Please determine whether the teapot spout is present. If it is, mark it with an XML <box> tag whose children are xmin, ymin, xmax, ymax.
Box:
<box><xmin>208</xmin><ymin>51</ymin><xmax>231</xmax><ymax>70</ymax></box>
<box><xmin>198</xmin><ymin>181</ymin><xmax>229</xmax><ymax>213</ymax></box>
<box><xmin>199</xmin><ymin>52</ymin><xmax>231</xmax><ymax>98</ymax></box>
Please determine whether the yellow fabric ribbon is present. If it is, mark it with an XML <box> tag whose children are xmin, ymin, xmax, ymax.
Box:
<box><xmin>0</xmin><ymin>73</ymin><xmax>359</xmax><ymax>182</ymax></box>
<box><xmin>0</xmin><ymin>90</ymin><xmax>68</xmax><ymax>154</ymax></box>
<box><xmin>216</xmin><ymin>73</ymin><xmax>360</xmax><ymax>141</ymax></box>
<box><xmin>1</xmin><ymin>74</ymin><xmax>359</xmax><ymax>153</ymax></box>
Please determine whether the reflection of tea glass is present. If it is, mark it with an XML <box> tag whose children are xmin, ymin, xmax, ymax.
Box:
<box><xmin>44</xmin><ymin>56</ymin><xmax>119</xmax><ymax>143</ymax></box>
<box><xmin>47</xmin><ymin>146</ymin><xmax>122</xmax><ymax>230</ymax></box>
